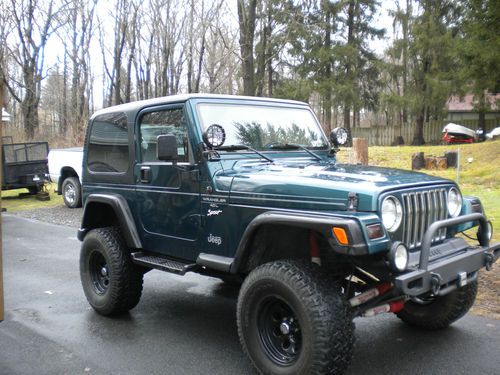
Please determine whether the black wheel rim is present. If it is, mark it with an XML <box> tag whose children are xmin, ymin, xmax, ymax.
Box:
<box><xmin>89</xmin><ymin>251</ymin><xmax>109</xmax><ymax>295</ymax></box>
<box><xmin>257</xmin><ymin>296</ymin><xmax>302</xmax><ymax>366</ymax></box>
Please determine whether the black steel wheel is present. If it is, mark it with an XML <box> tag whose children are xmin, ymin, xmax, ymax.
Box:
<box><xmin>89</xmin><ymin>250</ymin><xmax>110</xmax><ymax>295</ymax></box>
<box><xmin>257</xmin><ymin>296</ymin><xmax>302</xmax><ymax>366</ymax></box>
<box><xmin>80</xmin><ymin>227</ymin><xmax>143</xmax><ymax>316</ymax></box>
<box><xmin>237</xmin><ymin>260</ymin><xmax>354</xmax><ymax>375</ymax></box>
<box><xmin>62</xmin><ymin>177</ymin><xmax>82</xmax><ymax>208</ymax></box>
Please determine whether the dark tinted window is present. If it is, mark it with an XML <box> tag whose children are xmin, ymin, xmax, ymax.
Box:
<box><xmin>87</xmin><ymin>112</ymin><xmax>129</xmax><ymax>173</ymax></box>
<box><xmin>139</xmin><ymin>108</ymin><xmax>188</xmax><ymax>163</ymax></box>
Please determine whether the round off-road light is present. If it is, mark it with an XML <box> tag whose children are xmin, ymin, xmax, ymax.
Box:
<box><xmin>389</xmin><ymin>241</ymin><xmax>409</xmax><ymax>272</ymax></box>
<box><xmin>330</xmin><ymin>127</ymin><xmax>349</xmax><ymax>146</ymax></box>
<box><xmin>381</xmin><ymin>196</ymin><xmax>403</xmax><ymax>233</ymax></box>
<box><xmin>447</xmin><ymin>187</ymin><xmax>462</xmax><ymax>217</ymax></box>
<box><xmin>203</xmin><ymin>124</ymin><xmax>226</xmax><ymax>148</ymax></box>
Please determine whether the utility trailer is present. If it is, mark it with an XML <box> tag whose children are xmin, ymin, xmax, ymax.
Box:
<box><xmin>1</xmin><ymin>141</ymin><xmax>49</xmax><ymax>193</ymax></box>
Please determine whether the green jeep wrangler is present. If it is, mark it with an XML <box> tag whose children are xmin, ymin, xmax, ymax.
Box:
<box><xmin>78</xmin><ymin>94</ymin><xmax>499</xmax><ymax>375</ymax></box>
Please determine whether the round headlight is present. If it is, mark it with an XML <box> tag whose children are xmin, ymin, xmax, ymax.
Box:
<box><xmin>381</xmin><ymin>196</ymin><xmax>403</xmax><ymax>232</ymax></box>
<box><xmin>447</xmin><ymin>187</ymin><xmax>462</xmax><ymax>217</ymax></box>
<box><xmin>390</xmin><ymin>242</ymin><xmax>409</xmax><ymax>272</ymax></box>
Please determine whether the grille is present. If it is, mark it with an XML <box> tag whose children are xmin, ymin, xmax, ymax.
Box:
<box><xmin>401</xmin><ymin>189</ymin><xmax>447</xmax><ymax>250</ymax></box>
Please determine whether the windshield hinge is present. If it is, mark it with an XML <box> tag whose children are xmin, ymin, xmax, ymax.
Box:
<box><xmin>347</xmin><ymin>192</ymin><xmax>358</xmax><ymax>211</ymax></box>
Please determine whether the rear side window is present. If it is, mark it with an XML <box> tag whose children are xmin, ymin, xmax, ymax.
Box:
<box><xmin>87</xmin><ymin>112</ymin><xmax>129</xmax><ymax>173</ymax></box>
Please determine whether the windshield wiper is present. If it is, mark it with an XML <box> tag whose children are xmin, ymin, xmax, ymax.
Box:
<box><xmin>216</xmin><ymin>144</ymin><xmax>274</xmax><ymax>163</ymax></box>
<box><xmin>265</xmin><ymin>143</ymin><xmax>322</xmax><ymax>161</ymax></box>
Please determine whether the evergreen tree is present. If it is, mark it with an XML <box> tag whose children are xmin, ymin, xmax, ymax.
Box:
<box><xmin>459</xmin><ymin>0</ymin><xmax>500</xmax><ymax>129</ymax></box>
<box><xmin>385</xmin><ymin>0</ymin><xmax>461</xmax><ymax>145</ymax></box>
<box><xmin>287</xmin><ymin>1</ymin><xmax>383</xmax><ymax>133</ymax></box>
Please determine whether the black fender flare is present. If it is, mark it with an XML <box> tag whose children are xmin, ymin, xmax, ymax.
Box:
<box><xmin>77</xmin><ymin>193</ymin><xmax>142</xmax><ymax>249</ymax></box>
<box><xmin>229</xmin><ymin>211</ymin><xmax>368</xmax><ymax>273</ymax></box>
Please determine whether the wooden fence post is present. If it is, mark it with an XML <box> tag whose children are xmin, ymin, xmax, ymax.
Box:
<box><xmin>353</xmin><ymin>138</ymin><xmax>369</xmax><ymax>165</ymax></box>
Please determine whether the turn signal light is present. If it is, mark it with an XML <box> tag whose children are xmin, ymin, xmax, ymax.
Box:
<box><xmin>366</xmin><ymin>223</ymin><xmax>384</xmax><ymax>240</ymax></box>
<box><xmin>332</xmin><ymin>227</ymin><xmax>349</xmax><ymax>245</ymax></box>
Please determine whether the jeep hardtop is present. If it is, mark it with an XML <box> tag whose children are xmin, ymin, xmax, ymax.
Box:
<box><xmin>78</xmin><ymin>94</ymin><xmax>499</xmax><ymax>375</ymax></box>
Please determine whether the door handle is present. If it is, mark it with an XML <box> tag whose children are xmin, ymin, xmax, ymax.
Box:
<box><xmin>140</xmin><ymin>166</ymin><xmax>151</xmax><ymax>183</ymax></box>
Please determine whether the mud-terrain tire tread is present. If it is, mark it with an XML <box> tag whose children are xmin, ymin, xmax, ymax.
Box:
<box><xmin>237</xmin><ymin>260</ymin><xmax>354</xmax><ymax>375</ymax></box>
<box><xmin>80</xmin><ymin>227</ymin><xmax>143</xmax><ymax>316</ymax></box>
<box><xmin>397</xmin><ymin>279</ymin><xmax>478</xmax><ymax>330</ymax></box>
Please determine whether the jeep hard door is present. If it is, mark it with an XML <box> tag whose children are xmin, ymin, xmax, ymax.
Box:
<box><xmin>135</xmin><ymin>104</ymin><xmax>201</xmax><ymax>261</ymax></box>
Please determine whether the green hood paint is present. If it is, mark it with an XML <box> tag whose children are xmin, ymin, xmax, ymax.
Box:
<box><xmin>213</xmin><ymin>158</ymin><xmax>452</xmax><ymax>212</ymax></box>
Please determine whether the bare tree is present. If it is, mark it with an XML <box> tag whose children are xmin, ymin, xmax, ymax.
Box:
<box><xmin>2</xmin><ymin>0</ymin><xmax>66</xmax><ymax>139</ymax></box>
<box><xmin>204</xmin><ymin>6</ymin><xmax>240</xmax><ymax>94</ymax></box>
<box><xmin>56</xmin><ymin>0</ymin><xmax>96</xmax><ymax>134</ymax></box>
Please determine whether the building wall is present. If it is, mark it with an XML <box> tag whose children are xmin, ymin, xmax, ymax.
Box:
<box><xmin>446</xmin><ymin>111</ymin><xmax>500</xmax><ymax>123</ymax></box>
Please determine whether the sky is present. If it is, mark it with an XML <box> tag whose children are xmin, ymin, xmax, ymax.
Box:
<box><xmin>41</xmin><ymin>0</ymin><xmax>399</xmax><ymax>110</ymax></box>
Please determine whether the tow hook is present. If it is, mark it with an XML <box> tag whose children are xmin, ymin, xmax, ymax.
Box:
<box><xmin>430</xmin><ymin>273</ymin><xmax>442</xmax><ymax>295</ymax></box>
<box><xmin>485</xmin><ymin>253</ymin><xmax>494</xmax><ymax>271</ymax></box>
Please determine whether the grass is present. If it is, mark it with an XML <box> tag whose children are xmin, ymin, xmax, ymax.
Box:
<box><xmin>1</xmin><ymin>183</ymin><xmax>63</xmax><ymax>212</ymax></box>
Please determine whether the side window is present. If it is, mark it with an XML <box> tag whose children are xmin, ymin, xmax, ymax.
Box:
<box><xmin>87</xmin><ymin>112</ymin><xmax>129</xmax><ymax>173</ymax></box>
<box><xmin>139</xmin><ymin>108</ymin><xmax>188</xmax><ymax>163</ymax></box>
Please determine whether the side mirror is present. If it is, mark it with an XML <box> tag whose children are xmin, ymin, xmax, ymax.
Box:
<box><xmin>157</xmin><ymin>134</ymin><xmax>178</xmax><ymax>161</ymax></box>
<box><xmin>330</xmin><ymin>127</ymin><xmax>349</xmax><ymax>147</ymax></box>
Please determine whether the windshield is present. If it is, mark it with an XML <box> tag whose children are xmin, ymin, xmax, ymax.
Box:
<box><xmin>196</xmin><ymin>103</ymin><xmax>328</xmax><ymax>150</ymax></box>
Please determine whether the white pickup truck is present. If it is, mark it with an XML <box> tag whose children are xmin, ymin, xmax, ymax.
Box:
<box><xmin>48</xmin><ymin>147</ymin><xmax>83</xmax><ymax>208</ymax></box>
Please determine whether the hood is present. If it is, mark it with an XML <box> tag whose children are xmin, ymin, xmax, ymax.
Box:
<box><xmin>214</xmin><ymin>159</ymin><xmax>452</xmax><ymax>212</ymax></box>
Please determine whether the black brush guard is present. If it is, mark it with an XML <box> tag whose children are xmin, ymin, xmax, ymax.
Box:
<box><xmin>395</xmin><ymin>213</ymin><xmax>499</xmax><ymax>297</ymax></box>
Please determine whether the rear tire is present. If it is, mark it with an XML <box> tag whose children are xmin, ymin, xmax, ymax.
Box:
<box><xmin>397</xmin><ymin>279</ymin><xmax>478</xmax><ymax>330</ymax></box>
<box><xmin>80</xmin><ymin>227</ymin><xmax>143</xmax><ymax>316</ymax></box>
<box><xmin>62</xmin><ymin>177</ymin><xmax>82</xmax><ymax>208</ymax></box>
<box><xmin>237</xmin><ymin>260</ymin><xmax>354</xmax><ymax>375</ymax></box>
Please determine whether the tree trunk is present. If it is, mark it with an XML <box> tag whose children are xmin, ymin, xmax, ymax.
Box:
<box><xmin>343</xmin><ymin>107</ymin><xmax>350</xmax><ymax>133</ymax></box>
<box><xmin>62</xmin><ymin>52</ymin><xmax>68</xmax><ymax>135</ymax></box>
<box><xmin>187</xmin><ymin>0</ymin><xmax>194</xmax><ymax>93</ymax></box>
<box><xmin>477</xmin><ymin>92</ymin><xmax>486</xmax><ymax>130</ymax></box>
<box><xmin>237</xmin><ymin>0</ymin><xmax>257</xmax><ymax>96</ymax></box>
<box><xmin>412</xmin><ymin>111</ymin><xmax>425</xmax><ymax>145</ymax></box>
<box><xmin>343</xmin><ymin>0</ymin><xmax>355</xmax><ymax>134</ymax></box>
<box><xmin>324</xmin><ymin>5</ymin><xmax>332</xmax><ymax>131</ymax></box>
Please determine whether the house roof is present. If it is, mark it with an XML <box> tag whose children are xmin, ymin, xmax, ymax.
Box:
<box><xmin>447</xmin><ymin>93</ymin><xmax>499</xmax><ymax>112</ymax></box>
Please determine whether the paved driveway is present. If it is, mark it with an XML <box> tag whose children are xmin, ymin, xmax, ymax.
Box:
<box><xmin>1</xmin><ymin>215</ymin><xmax>498</xmax><ymax>375</ymax></box>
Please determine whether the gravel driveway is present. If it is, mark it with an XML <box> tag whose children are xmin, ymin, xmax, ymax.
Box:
<box><xmin>12</xmin><ymin>204</ymin><xmax>83</xmax><ymax>228</ymax></box>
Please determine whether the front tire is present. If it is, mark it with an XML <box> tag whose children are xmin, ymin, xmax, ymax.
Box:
<box><xmin>80</xmin><ymin>227</ymin><xmax>143</xmax><ymax>316</ymax></box>
<box><xmin>397</xmin><ymin>279</ymin><xmax>478</xmax><ymax>330</ymax></box>
<box><xmin>237</xmin><ymin>260</ymin><xmax>354</xmax><ymax>375</ymax></box>
<box><xmin>62</xmin><ymin>177</ymin><xmax>82</xmax><ymax>208</ymax></box>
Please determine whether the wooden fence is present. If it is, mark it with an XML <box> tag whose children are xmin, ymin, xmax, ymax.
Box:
<box><xmin>351</xmin><ymin>119</ymin><xmax>497</xmax><ymax>146</ymax></box>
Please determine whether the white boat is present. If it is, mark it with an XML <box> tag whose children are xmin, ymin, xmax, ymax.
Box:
<box><xmin>442</xmin><ymin>123</ymin><xmax>476</xmax><ymax>138</ymax></box>
<box><xmin>486</xmin><ymin>127</ymin><xmax>500</xmax><ymax>139</ymax></box>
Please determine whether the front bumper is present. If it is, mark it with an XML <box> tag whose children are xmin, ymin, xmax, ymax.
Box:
<box><xmin>394</xmin><ymin>213</ymin><xmax>499</xmax><ymax>297</ymax></box>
